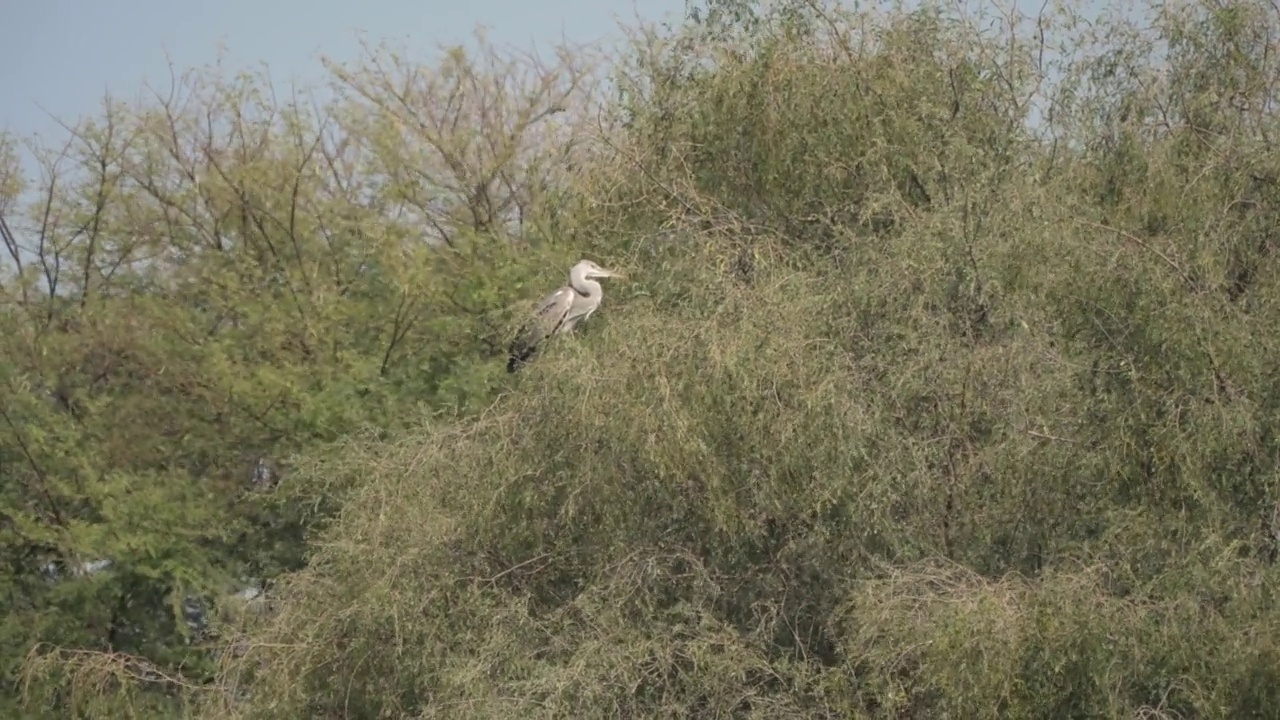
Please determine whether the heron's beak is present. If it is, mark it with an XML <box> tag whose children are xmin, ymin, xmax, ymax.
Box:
<box><xmin>604</xmin><ymin>268</ymin><xmax>626</xmax><ymax>279</ymax></box>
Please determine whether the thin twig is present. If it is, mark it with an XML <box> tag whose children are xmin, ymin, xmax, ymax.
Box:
<box><xmin>1076</xmin><ymin>219</ymin><xmax>1199</xmax><ymax>291</ymax></box>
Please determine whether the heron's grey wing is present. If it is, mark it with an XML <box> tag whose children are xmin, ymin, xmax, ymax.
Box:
<box><xmin>508</xmin><ymin>286</ymin><xmax>573</xmax><ymax>372</ymax></box>
<box><xmin>527</xmin><ymin>286</ymin><xmax>574</xmax><ymax>343</ymax></box>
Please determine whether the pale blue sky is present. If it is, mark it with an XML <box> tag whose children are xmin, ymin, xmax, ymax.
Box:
<box><xmin>0</xmin><ymin>0</ymin><xmax>688</xmax><ymax>142</ymax></box>
<box><xmin>0</xmin><ymin>0</ymin><xmax>1118</xmax><ymax>153</ymax></box>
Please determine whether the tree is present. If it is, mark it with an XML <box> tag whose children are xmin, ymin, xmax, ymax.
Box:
<box><xmin>3</xmin><ymin>31</ymin><xmax>602</xmax><ymax>717</ymax></box>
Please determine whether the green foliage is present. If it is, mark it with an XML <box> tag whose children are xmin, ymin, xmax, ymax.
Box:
<box><xmin>7</xmin><ymin>0</ymin><xmax>1280</xmax><ymax>717</ymax></box>
<box><xmin>0</xmin><ymin>32</ymin><xmax>598</xmax><ymax>718</ymax></box>
<box><xmin>609</xmin><ymin>0</ymin><xmax>1032</xmax><ymax>255</ymax></box>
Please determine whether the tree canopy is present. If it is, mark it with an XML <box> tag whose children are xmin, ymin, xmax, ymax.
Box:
<box><xmin>4</xmin><ymin>1</ymin><xmax>1280</xmax><ymax>717</ymax></box>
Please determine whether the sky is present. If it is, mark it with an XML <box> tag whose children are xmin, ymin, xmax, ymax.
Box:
<box><xmin>0</xmin><ymin>0</ymin><xmax>1120</xmax><ymax>168</ymax></box>
<box><xmin>0</xmin><ymin>0</ymin><xmax>688</xmax><ymax>143</ymax></box>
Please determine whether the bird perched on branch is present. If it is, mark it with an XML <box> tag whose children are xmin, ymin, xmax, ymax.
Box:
<box><xmin>507</xmin><ymin>259</ymin><xmax>625</xmax><ymax>373</ymax></box>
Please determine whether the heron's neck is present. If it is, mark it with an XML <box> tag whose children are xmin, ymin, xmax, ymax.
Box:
<box><xmin>571</xmin><ymin>274</ymin><xmax>601</xmax><ymax>297</ymax></box>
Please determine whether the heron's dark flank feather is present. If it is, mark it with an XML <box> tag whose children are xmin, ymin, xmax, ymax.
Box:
<box><xmin>507</xmin><ymin>331</ymin><xmax>531</xmax><ymax>373</ymax></box>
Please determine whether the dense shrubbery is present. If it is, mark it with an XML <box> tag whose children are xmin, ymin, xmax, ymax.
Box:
<box><xmin>4</xmin><ymin>0</ymin><xmax>1280</xmax><ymax>717</ymax></box>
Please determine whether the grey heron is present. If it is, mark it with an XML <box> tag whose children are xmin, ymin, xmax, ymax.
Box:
<box><xmin>507</xmin><ymin>259</ymin><xmax>625</xmax><ymax>373</ymax></box>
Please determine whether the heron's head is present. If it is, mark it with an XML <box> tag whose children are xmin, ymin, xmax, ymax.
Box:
<box><xmin>574</xmin><ymin>259</ymin><xmax>625</xmax><ymax>280</ymax></box>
